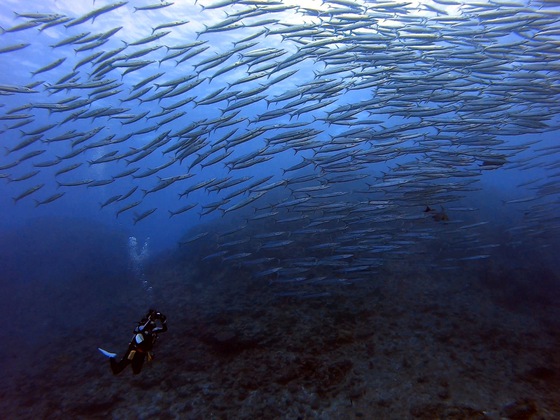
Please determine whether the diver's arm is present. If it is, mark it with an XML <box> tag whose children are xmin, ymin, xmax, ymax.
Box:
<box><xmin>153</xmin><ymin>314</ymin><xmax>167</xmax><ymax>333</ymax></box>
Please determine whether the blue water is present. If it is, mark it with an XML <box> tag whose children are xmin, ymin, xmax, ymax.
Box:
<box><xmin>1</xmin><ymin>0</ymin><xmax>559</xmax><ymax>417</ymax></box>
<box><xmin>0</xmin><ymin>1</ymin><xmax>555</xmax><ymax>252</ymax></box>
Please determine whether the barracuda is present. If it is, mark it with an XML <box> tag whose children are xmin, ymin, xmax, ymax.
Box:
<box><xmin>0</xmin><ymin>0</ymin><xmax>559</xmax><ymax>289</ymax></box>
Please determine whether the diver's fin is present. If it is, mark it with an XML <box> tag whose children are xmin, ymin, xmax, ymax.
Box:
<box><xmin>98</xmin><ymin>347</ymin><xmax>117</xmax><ymax>358</ymax></box>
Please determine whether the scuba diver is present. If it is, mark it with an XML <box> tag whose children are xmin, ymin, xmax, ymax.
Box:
<box><xmin>424</xmin><ymin>205</ymin><xmax>449</xmax><ymax>222</ymax></box>
<box><xmin>98</xmin><ymin>309</ymin><xmax>167</xmax><ymax>375</ymax></box>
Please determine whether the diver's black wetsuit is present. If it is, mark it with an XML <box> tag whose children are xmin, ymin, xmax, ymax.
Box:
<box><xmin>110</xmin><ymin>310</ymin><xmax>167</xmax><ymax>375</ymax></box>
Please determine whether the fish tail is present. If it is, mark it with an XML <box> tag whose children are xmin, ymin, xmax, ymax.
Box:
<box><xmin>33</xmin><ymin>199</ymin><xmax>40</xmax><ymax>208</ymax></box>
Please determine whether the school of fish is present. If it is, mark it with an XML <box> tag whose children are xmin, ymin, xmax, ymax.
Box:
<box><xmin>1</xmin><ymin>0</ymin><xmax>559</xmax><ymax>293</ymax></box>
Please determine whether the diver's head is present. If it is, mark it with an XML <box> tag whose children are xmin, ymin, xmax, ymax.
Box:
<box><xmin>147</xmin><ymin>309</ymin><xmax>164</xmax><ymax>321</ymax></box>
